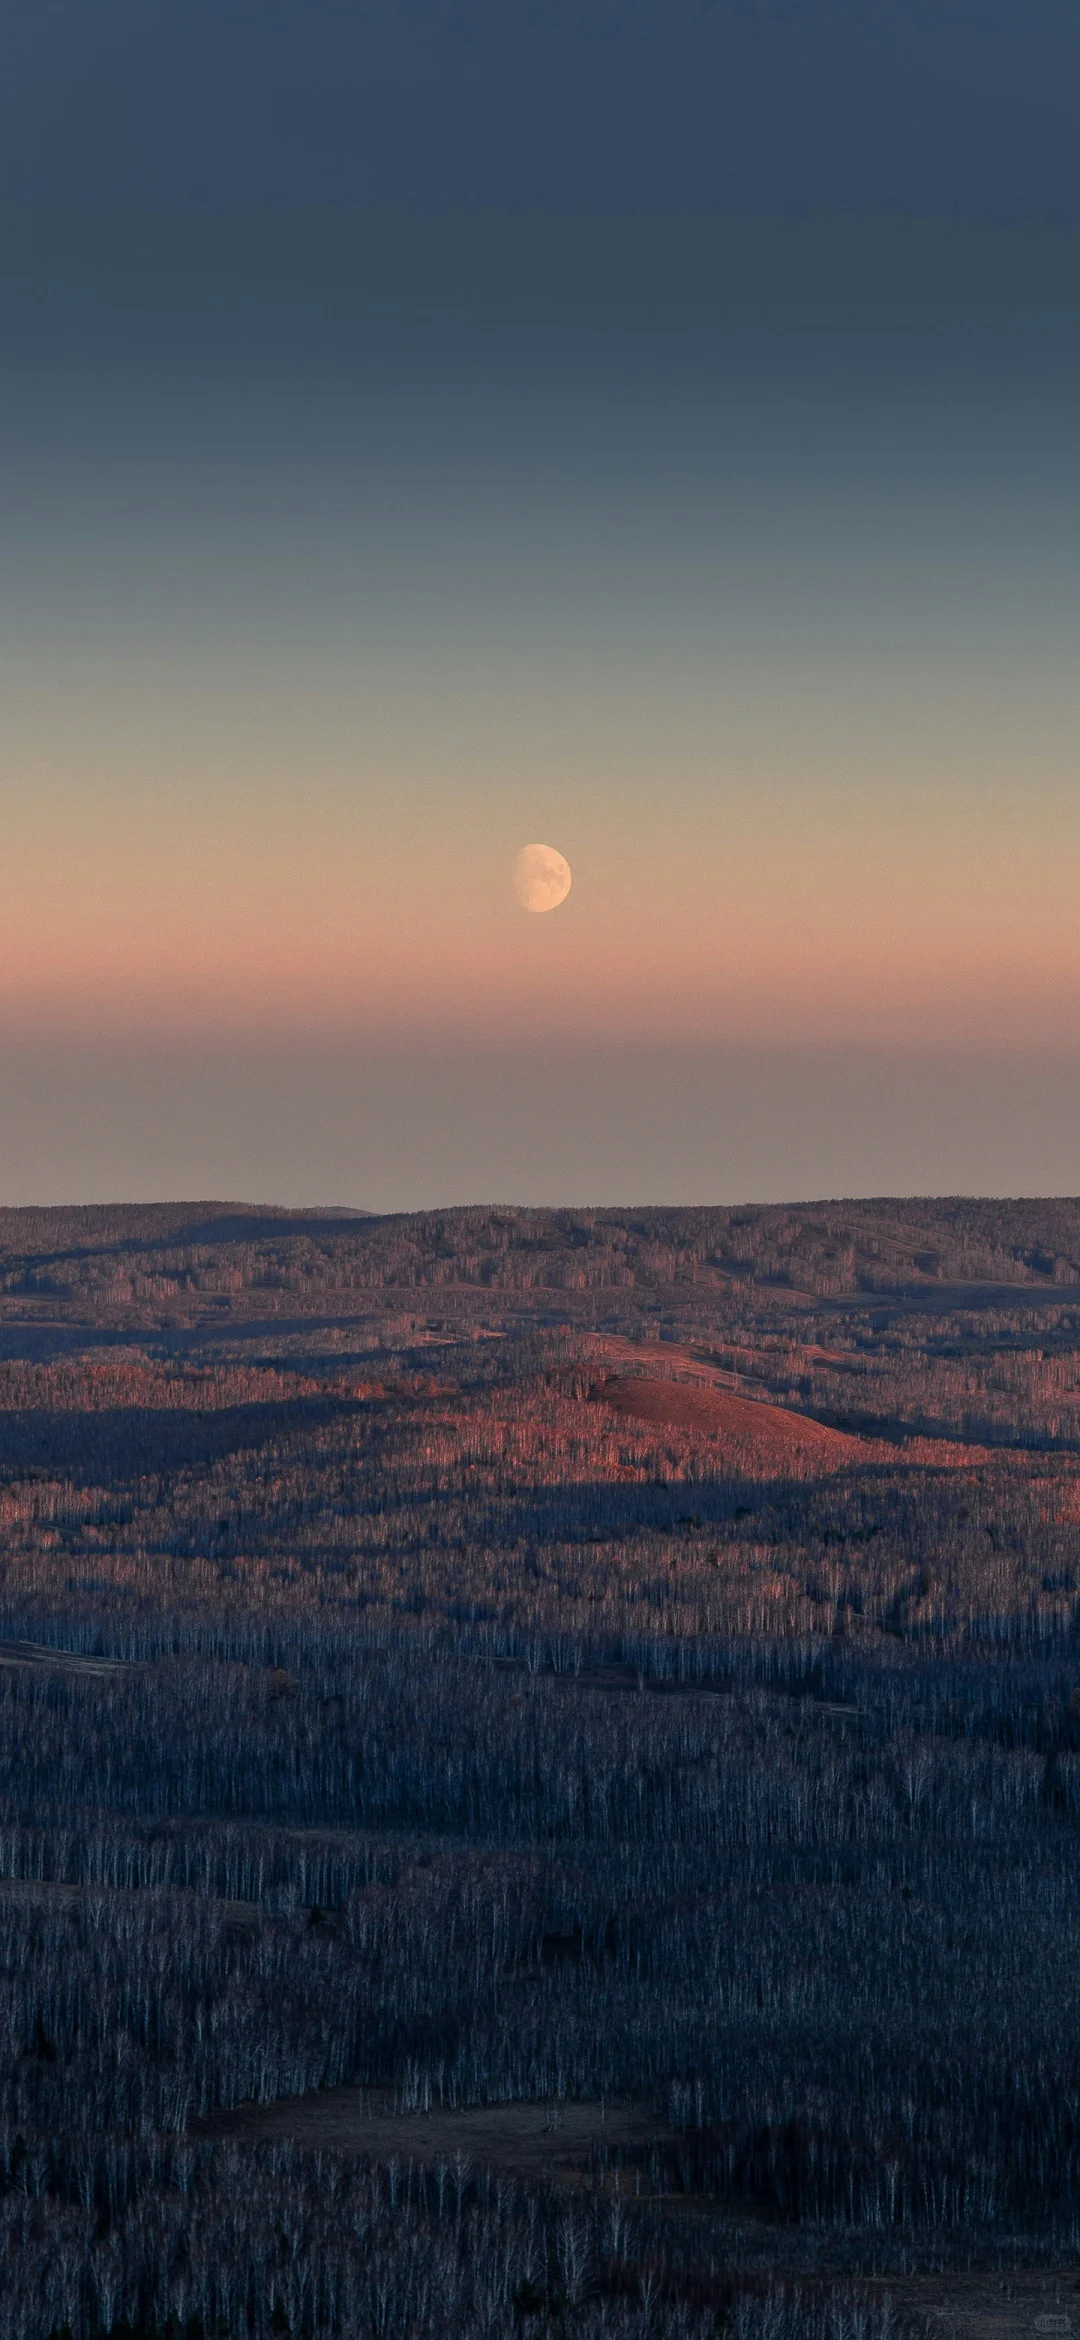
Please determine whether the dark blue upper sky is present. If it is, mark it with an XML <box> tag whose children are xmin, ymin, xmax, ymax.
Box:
<box><xmin>3</xmin><ymin>0</ymin><xmax>1079</xmax><ymax>222</ymax></box>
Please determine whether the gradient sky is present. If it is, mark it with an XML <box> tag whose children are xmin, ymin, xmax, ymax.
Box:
<box><xmin>2</xmin><ymin>2</ymin><xmax>1080</xmax><ymax>1205</ymax></box>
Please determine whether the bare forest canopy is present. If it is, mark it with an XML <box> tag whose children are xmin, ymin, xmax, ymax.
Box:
<box><xmin>3</xmin><ymin>1201</ymin><xmax>1080</xmax><ymax>2340</ymax></box>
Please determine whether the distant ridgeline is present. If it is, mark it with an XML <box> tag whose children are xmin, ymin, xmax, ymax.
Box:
<box><xmin>3</xmin><ymin>1192</ymin><xmax>1080</xmax><ymax>1302</ymax></box>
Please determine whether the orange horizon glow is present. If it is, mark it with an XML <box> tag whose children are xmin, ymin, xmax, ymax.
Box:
<box><xmin>2</xmin><ymin>752</ymin><xmax>1080</xmax><ymax>1047</ymax></box>
<box><xmin>3</xmin><ymin>876</ymin><xmax>1080</xmax><ymax>1046</ymax></box>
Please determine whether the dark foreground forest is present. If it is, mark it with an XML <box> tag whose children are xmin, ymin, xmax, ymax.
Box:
<box><xmin>3</xmin><ymin>1199</ymin><xmax>1080</xmax><ymax>2339</ymax></box>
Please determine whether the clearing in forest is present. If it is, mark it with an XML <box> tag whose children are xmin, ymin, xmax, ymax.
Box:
<box><xmin>203</xmin><ymin>2089</ymin><xmax>665</xmax><ymax>2187</ymax></box>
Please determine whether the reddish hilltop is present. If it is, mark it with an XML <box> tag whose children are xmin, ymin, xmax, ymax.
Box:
<box><xmin>590</xmin><ymin>1372</ymin><xmax>866</xmax><ymax>1475</ymax></box>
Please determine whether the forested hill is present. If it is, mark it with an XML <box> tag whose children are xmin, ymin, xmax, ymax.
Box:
<box><xmin>4</xmin><ymin>1194</ymin><xmax>1080</xmax><ymax>1308</ymax></box>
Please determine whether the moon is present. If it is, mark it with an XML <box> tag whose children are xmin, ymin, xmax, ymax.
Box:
<box><xmin>512</xmin><ymin>843</ymin><xmax>572</xmax><ymax>913</ymax></box>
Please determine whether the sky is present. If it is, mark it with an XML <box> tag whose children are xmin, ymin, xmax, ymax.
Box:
<box><xmin>3</xmin><ymin>1</ymin><xmax>1080</xmax><ymax>1208</ymax></box>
